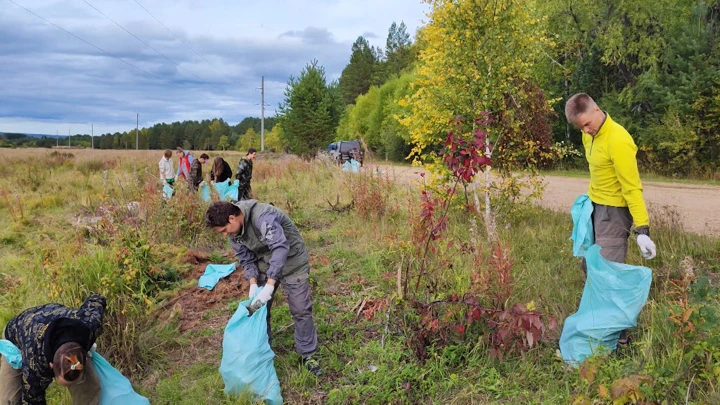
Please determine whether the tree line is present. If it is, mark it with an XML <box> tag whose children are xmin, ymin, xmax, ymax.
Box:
<box><xmin>279</xmin><ymin>0</ymin><xmax>720</xmax><ymax>177</ymax></box>
<box><xmin>1</xmin><ymin>117</ymin><xmax>279</xmax><ymax>152</ymax></box>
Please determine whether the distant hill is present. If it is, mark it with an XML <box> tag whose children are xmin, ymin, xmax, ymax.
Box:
<box><xmin>0</xmin><ymin>131</ymin><xmax>59</xmax><ymax>139</ymax></box>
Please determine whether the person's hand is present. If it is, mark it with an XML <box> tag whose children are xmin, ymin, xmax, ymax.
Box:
<box><xmin>251</xmin><ymin>285</ymin><xmax>274</xmax><ymax>306</ymax></box>
<box><xmin>248</xmin><ymin>283</ymin><xmax>258</xmax><ymax>299</ymax></box>
<box><xmin>636</xmin><ymin>234</ymin><xmax>656</xmax><ymax>259</ymax></box>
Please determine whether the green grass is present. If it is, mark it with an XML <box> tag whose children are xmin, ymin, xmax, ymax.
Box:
<box><xmin>1</xmin><ymin>150</ymin><xmax>719</xmax><ymax>404</ymax></box>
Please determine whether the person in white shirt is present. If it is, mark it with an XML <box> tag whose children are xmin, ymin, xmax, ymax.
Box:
<box><xmin>158</xmin><ymin>149</ymin><xmax>175</xmax><ymax>185</ymax></box>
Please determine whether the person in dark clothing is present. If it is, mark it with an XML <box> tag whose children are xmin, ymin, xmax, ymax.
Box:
<box><xmin>235</xmin><ymin>148</ymin><xmax>256</xmax><ymax>200</ymax></box>
<box><xmin>189</xmin><ymin>153</ymin><xmax>209</xmax><ymax>191</ymax></box>
<box><xmin>205</xmin><ymin>200</ymin><xmax>321</xmax><ymax>376</ymax></box>
<box><xmin>0</xmin><ymin>293</ymin><xmax>106</xmax><ymax>405</ymax></box>
<box><xmin>209</xmin><ymin>156</ymin><xmax>233</xmax><ymax>184</ymax></box>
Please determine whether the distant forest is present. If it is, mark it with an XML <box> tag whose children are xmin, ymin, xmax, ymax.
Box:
<box><xmin>0</xmin><ymin>116</ymin><xmax>277</xmax><ymax>151</ymax></box>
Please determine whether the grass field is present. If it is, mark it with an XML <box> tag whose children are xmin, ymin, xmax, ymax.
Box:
<box><xmin>1</xmin><ymin>148</ymin><xmax>719</xmax><ymax>404</ymax></box>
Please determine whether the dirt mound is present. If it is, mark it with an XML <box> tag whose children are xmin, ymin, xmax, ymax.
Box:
<box><xmin>182</xmin><ymin>250</ymin><xmax>209</xmax><ymax>265</ymax></box>
<box><xmin>160</xmin><ymin>252</ymin><xmax>247</xmax><ymax>334</ymax></box>
<box><xmin>174</xmin><ymin>264</ymin><xmax>248</xmax><ymax>332</ymax></box>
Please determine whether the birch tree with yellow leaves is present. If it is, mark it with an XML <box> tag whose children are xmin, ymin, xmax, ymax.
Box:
<box><xmin>400</xmin><ymin>0</ymin><xmax>555</xmax><ymax>236</ymax></box>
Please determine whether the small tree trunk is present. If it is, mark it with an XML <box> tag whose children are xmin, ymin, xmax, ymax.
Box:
<box><xmin>483</xmin><ymin>143</ymin><xmax>497</xmax><ymax>241</ymax></box>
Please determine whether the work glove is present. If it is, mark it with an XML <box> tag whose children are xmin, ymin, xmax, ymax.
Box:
<box><xmin>248</xmin><ymin>283</ymin><xmax>258</xmax><ymax>300</ymax></box>
<box><xmin>636</xmin><ymin>234</ymin><xmax>656</xmax><ymax>260</ymax></box>
<box><xmin>251</xmin><ymin>285</ymin><xmax>274</xmax><ymax>307</ymax></box>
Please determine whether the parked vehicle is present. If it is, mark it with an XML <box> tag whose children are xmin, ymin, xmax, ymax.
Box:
<box><xmin>328</xmin><ymin>140</ymin><xmax>363</xmax><ymax>166</ymax></box>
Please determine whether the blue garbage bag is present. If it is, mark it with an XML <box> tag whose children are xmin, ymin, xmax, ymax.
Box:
<box><xmin>0</xmin><ymin>339</ymin><xmax>22</xmax><ymax>369</ymax></box>
<box><xmin>220</xmin><ymin>288</ymin><xmax>283</xmax><ymax>404</ymax></box>
<box><xmin>570</xmin><ymin>194</ymin><xmax>594</xmax><ymax>256</ymax></box>
<box><xmin>198</xmin><ymin>263</ymin><xmax>236</xmax><ymax>290</ymax></box>
<box><xmin>559</xmin><ymin>245</ymin><xmax>652</xmax><ymax>364</ymax></box>
<box><xmin>213</xmin><ymin>179</ymin><xmax>240</xmax><ymax>201</ymax></box>
<box><xmin>200</xmin><ymin>182</ymin><xmax>212</xmax><ymax>202</ymax></box>
<box><xmin>559</xmin><ymin>194</ymin><xmax>653</xmax><ymax>365</ymax></box>
<box><xmin>342</xmin><ymin>159</ymin><xmax>360</xmax><ymax>173</ymax></box>
<box><xmin>162</xmin><ymin>184</ymin><xmax>174</xmax><ymax>199</ymax></box>
<box><xmin>91</xmin><ymin>352</ymin><xmax>150</xmax><ymax>405</ymax></box>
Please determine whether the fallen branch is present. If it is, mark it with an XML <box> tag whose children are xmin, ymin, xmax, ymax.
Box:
<box><xmin>355</xmin><ymin>297</ymin><xmax>368</xmax><ymax>319</ymax></box>
<box><xmin>325</xmin><ymin>194</ymin><xmax>354</xmax><ymax>213</ymax></box>
<box><xmin>381</xmin><ymin>304</ymin><xmax>391</xmax><ymax>349</ymax></box>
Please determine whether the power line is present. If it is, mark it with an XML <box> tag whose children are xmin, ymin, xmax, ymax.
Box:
<box><xmin>131</xmin><ymin>0</ymin><xmax>238</xmax><ymax>86</ymax></box>
<box><xmin>6</xmin><ymin>0</ymin><xmax>165</xmax><ymax>82</ymax></box>
<box><xmin>80</xmin><ymin>0</ymin><xmax>236</xmax><ymax>97</ymax></box>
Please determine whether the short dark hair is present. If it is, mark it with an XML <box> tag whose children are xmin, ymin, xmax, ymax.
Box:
<box><xmin>565</xmin><ymin>93</ymin><xmax>596</xmax><ymax>122</ymax></box>
<box><xmin>53</xmin><ymin>342</ymin><xmax>86</xmax><ymax>382</ymax></box>
<box><xmin>205</xmin><ymin>201</ymin><xmax>240</xmax><ymax>227</ymax></box>
<box><xmin>247</xmin><ymin>148</ymin><xmax>257</xmax><ymax>155</ymax></box>
<box><xmin>199</xmin><ymin>153</ymin><xmax>210</xmax><ymax>160</ymax></box>
<box><xmin>164</xmin><ymin>149</ymin><xmax>172</xmax><ymax>159</ymax></box>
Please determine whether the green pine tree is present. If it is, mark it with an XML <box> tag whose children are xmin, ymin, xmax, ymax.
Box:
<box><xmin>278</xmin><ymin>60</ymin><xmax>340</xmax><ymax>159</ymax></box>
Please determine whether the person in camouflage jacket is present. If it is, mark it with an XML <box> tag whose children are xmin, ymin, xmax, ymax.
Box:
<box><xmin>189</xmin><ymin>153</ymin><xmax>209</xmax><ymax>191</ymax></box>
<box><xmin>0</xmin><ymin>293</ymin><xmax>106</xmax><ymax>405</ymax></box>
<box><xmin>235</xmin><ymin>148</ymin><xmax>256</xmax><ymax>200</ymax></box>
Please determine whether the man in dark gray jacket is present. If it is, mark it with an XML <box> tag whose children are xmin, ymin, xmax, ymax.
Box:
<box><xmin>205</xmin><ymin>200</ymin><xmax>321</xmax><ymax>376</ymax></box>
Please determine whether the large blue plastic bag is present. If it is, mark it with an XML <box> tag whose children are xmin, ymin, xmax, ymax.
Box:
<box><xmin>559</xmin><ymin>245</ymin><xmax>652</xmax><ymax>364</ymax></box>
<box><xmin>198</xmin><ymin>263</ymin><xmax>236</xmax><ymax>290</ymax></box>
<box><xmin>162</xmin><ymin>184</ymin><xmax>174</xmax><ymax>199</ymax></box>
<box><xmin>0</xmin><ymin>339</ymin><xmax>22</xmax><ymax>369</ymax></box>
<box><xmin>91</xmin><ymin>352</ymin><xmax>150</xmax><ymax>405</ymax></box>
<box><xmin>212</xmin><ymin>179</ymin><xmax>240</xmax><ymax>201</ymax></box>
<box><xmin>220</xmin><ymin>290</ymin><xmax>283</xmax><ymax>404</ymax></box>
<box><xmin>342</xmin><ymin>159</ymin><xmax>360</xmax><ymax>173</ymax></box>
<box><xmin>200</xmin><ymin>182</ymin><xmax>212</xmax><ymax>202</ymax></box>
<box><xmin>560</xmin><ymin>194</ymin><xmax>653</xmax><ymax>365</ymax></box>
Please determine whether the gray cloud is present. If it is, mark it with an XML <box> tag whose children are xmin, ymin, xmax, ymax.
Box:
<box><xmin>278</xmin><ymin>27</ymin><xmax>337</xmax><ymax>45</ymax></box>
<box><xmin>0</xmin><ymin>0</ymin><xmax>426</xmax><ymax>134</ymax></box>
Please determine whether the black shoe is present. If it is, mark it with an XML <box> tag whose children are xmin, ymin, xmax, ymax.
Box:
<box><xmin>302</xmin><ymin>355</ymin><xmax>322</xmax><ymax>376</ymax></box>
<box><xmin>617</xmin><ymin>329</ymin><xmax>632</xmax><ymax>346</ymax></box>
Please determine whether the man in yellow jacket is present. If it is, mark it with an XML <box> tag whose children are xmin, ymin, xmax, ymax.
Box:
<box><xmin>565</xmin><ymin>93</ymin><xmax>657</xmax><ymax>345</ymax></box>
<box><xmin>565</xmin><ymin>93</ymin><xmax>657</xmax><ymax>264</ymax></box>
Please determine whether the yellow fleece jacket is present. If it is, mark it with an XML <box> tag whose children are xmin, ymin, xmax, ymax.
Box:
<box><xmin>582</xmin><ymin>114</ymin><xmax>649</xmax><ymax>227</ymax></box>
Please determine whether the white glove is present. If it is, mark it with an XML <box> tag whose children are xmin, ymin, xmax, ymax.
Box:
<box><xmin>251</xmin><ymin>285</ymin><xmax>274</xmax><ymax>306</ymax></box>
<box><xmin>636</xmin><ymin>234</ymin><xmax>656</xmax><ymax>259</ymax></box>
<box><xmin>248</xmin><ymin>283</ymin><xmax>258</xmax><ymax>300</ymax></box>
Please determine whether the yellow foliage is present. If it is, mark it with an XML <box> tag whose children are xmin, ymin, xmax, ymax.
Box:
<box><xmin>400</xmin><ymin>0</ymin><xmax>550</xmax><ymax>179</ymax></box>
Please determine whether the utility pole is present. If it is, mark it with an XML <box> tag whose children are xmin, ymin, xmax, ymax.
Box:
<box><xmin>261</xmin><ymin>76</ymin><xmax>265</xmax><ymax>152</ymax></box>
<box><xmin>68</xmin><ymin>129</ymin><xmax>71</xmax><ymax>147</ymax></box>
<box><xmin>136</xmin><ymin>113</ymin><xmax>139</xmax><ymax>150</ymax></box>
<box><xmin>91</xmin><ymin>124</ymin><xmax>94</xmax><ymax>149</ymax></box>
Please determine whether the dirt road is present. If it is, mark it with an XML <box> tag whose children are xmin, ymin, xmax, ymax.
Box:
<box><xmin>369</xmin><ymin>163</ymin><xmax>720</xmax><ymax>236</ymax></box>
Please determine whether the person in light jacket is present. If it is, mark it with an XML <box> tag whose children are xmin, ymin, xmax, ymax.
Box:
<box><xmin>159</xmin><ymin>149</ymin><xmax>175</xmax><ymax>185</ymax></box>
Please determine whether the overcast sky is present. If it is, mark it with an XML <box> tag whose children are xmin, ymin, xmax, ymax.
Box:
<box><xmin>0</xmin><ymin>0</ymin><xmax>428</xmax><ymax>135</ymax></box>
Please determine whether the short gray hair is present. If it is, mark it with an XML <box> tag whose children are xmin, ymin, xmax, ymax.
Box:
<box><xmin>565</xmin><ymin>93</ymin><xmax>597</xmax><ymax>122</ymax></box>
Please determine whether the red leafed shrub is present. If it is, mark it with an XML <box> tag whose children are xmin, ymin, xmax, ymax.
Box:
<box><xmin>404</xmin><ymin>116</ymin><xmax>556</xmax><ymax>361</ymax></box>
